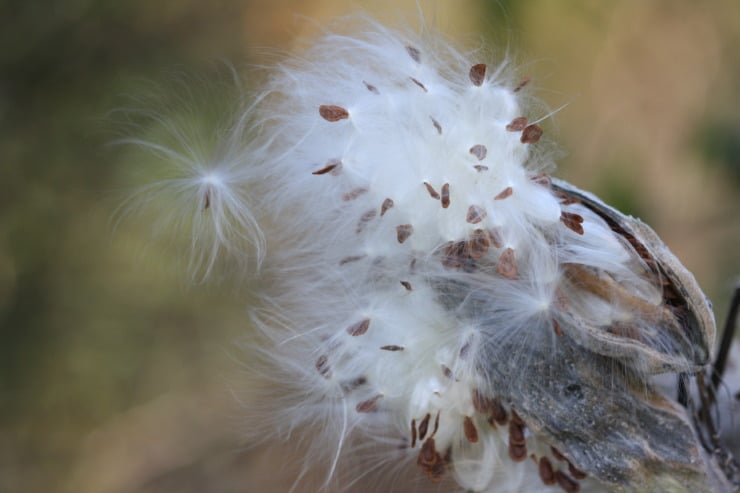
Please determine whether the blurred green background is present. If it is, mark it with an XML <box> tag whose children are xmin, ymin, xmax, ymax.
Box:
<box><xmin>1</xmin><ymin>1</ymin><xmax>738</xmax><ymax>492</ymax></box>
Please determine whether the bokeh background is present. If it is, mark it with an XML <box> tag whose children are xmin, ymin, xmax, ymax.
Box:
<box><xmin>1</xmin><ymin>1</ymin><xmax>738</xmax><ymax>491</ymax></box>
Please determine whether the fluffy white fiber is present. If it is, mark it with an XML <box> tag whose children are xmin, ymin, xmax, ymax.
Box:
<box><xmin>125</xmin><ymin>16</ymin><xmax>725</xmax><ymax>493</ymax></box>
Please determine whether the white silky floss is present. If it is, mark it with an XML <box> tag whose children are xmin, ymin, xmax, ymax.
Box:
<box><xmin>133</xmin><ymin>18</ymin><xmax>725</xmax><ymax>493</ymax></box>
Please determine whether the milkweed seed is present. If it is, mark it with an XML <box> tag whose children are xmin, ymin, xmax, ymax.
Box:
<box><xmin>411</xmin><ymin>419</ymin><xmax>417</xmax><ymax>448</ymax></box>
<box><xmin>312</xmin><ymin>159</ymin><xmax>342</xmax><ymax>175</ymax></box>
<box><xmin>381</xmin><ymin>345</ymin><xmax>404</xmax><ymax>351</ymax></box>
<box><xmin>491</xmin><ymin>398</ymin><xmax>508</xmax><ymax>425</ymax></box>
<box><xmin>424</xmin><ymin>182</ymin><xmax>440</xmax><ymax>199</ymax></box>
<box><xmin>509</xmin><ymin>442</ymin><xmax>528</xmax><ymax>462</ymax></box>
<box><xmin>470</xmin><ymin>144</ymin><xmax>488</xmax><ymax>161</ymax></box>
<box><xmin>539</xmin><ymin>457</ymin><xmax>556</xmax><ymax>485</ymax></box>
<box><xmin>410</xmin><ymin>77</ymin><xmax>428</xmax><ymax>92</ymax></box>
<box><xmin>347</xmin><ymin>318</ymin><xmax>371</xmax><ymax>336</ymax></box>
<box><xmin>551</xmin><ymin>446</ymin><xmax>566</xmax><ymax>462</ymax></box>
<box><xmin>431</xmin><ymin>117</ymin><xmax>442</xmax><ymax>134</ymax></box>
<box><xmin>464</xmin><ymin>416</ymin><xmax>479</xmax><ymax>443</ymax></box>
<box><xmin>509</xmin><ymin>421</ymin><xmax>526</xmax><ymax>445</ymax></box>
<box><xmin>316</xmin><ymin>355</ymin><xmax>331</xmax><ymax>378</ymax></box>
<box><xmin>494</xmin><ymin>186</ymin><xmax>513</xmax><ymax>200</ymax></box>
<box><xmin>319</xmin><ymin>105</ymin><xmax>349</xmax><ymax>122</ymax></box>
<box><xmin>441</xmin><ymin>364</ymin><xmax>453</xmax><ymax>379</ymax></box>
<box><xmin>487</xmin><ymin>228</ymin><xmax>503</xmax><ymax>248</ymax></box>
<box><xmin>400</xmin><ymin>280</ymin><xmax>412</xmax><ymax>291</ymax></box>
<box><xmin>521</xmin><ymin>124</ymin><xmax>543</xmax><ymax>144</ymax></box>
<box><xmin>513</xmin><ymin>76</ymin><xmax>531</xmax><ymax>92</ymax></box>
<box><xmin>506</xmin><ymin>117</ymin><xmax>528</xmax><ymax>132</ymax></box>
<box><xmin>406</xmin><ymin>45</ymin><xmax>421</xmax><ymax>63</ymax></box>
<box><xmin>397</xmin><ymin>224</ymin><xmax>414</xmax><ymax>243</ymax></box>
<box><xmin>560</xmin><ymin>212</ymin><xmax>585</xmax><ymax>235</ymax></box>
<box><xmin>552</xmin><ymin>319</ymin><xmax>564</xmax><ymax>337</ymax></box>
<box><xmin>466</xmin><ymin>205</ymin><xmax>487</xmax><ymax>224</ymax></box>
<box><xmin>356</xmin><ymin>394</ymin><xmax>383</xmax><ymax>413</ymax></box>
<box><xmin>555</xmin><ymin>470</ymin><xmax>580</xmax><ymax>493</ymax></box>
<box><xmin>363</xmin><ymin>81</ymin><xmax>379</xmax><ymax>94</ymax></box>
<box><xmin>469</xmin><ymin>63</ymin><xmax>487</xmax><ymax>86</ymax></box>
<box><xmin>568</xmin><ymin>462</ymin><xmax>587</xmax><ymax>480</ymax></box>
<box><xmin>356</xmin><ymin>209</ymin><xmax>377</xmax><ymax>233</ymax></box>
<box><xmin>418</xmin><ymin>413</ymin><xmax>431</xmax><ymax>440</ymax></box>
<box><xmin>497</xmin><ymin>248</ymin><xmax>518</xmax><ymax>279</ymax></box>
<box><xmin>342</xmin><ymin>188</ymin><xmax>368</xmax><ymax>201</ymax></box>
<box><xmin>474</xmin><ymin>164</ymin><xmax>489</xmax><ymax>172</ymax></box>
<box><xmin>441</xmin><ymin>183</ymin><xmax>450</xmax><ymax>208</ymax></box>
<box><xmin>468</xmin><ymin>229</ymin><xmax>490</xmax><ymax>259</ymax></box>
<box><xmin>433</xmin><ymin>411</ymin><xmax>440</xmax><ymax>436</ymax></box>
<box><xmin>380</xmin><ymin>198</ymin><xmax>394</xmax><ymax>216</ymax></box>
<box><xmin>339</xmin><ymin>255</ymin><xmax>366</xmax><ymax>266</ymax></box>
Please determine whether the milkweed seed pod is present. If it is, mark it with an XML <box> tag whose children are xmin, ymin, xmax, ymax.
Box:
<box><xmin>129</xmin><ymin>19</ymin><xmax>735</xmax><ymax>493</ymax></box>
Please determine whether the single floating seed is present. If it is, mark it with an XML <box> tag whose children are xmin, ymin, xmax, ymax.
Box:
<box><xmin>406</xmin><ymin>45</ymin><xmax>421</xmax><ymax>63</ymax></box>
<box><xmin>441</xmin><ymin>183</ymin><xmax>450</xmax><ymax>208</ymax></box>
<box><xmin>431</xmin><ymin>117</ymin><xmax>442</xmax><ymax>134</ymax></box>
<box><xmin>468</xmin><ymin>229</ymin><xmax>490</xmax><ymax>259</ymax></box>
<box><xmin>356</xmin><ymin>394</ymin><xmax>383</xmax><ymax>413</ymax></box>
<box><xmin>424</xmin><ymin>182</ymin><xmax>440</xmax><ymax>199</ymax></box>
<box><xmin>560</xmin><ymin>211</ymin><xmax>585</xmax><ymax>235</ymax></box>
<box><xmin>555</xmin><ymin>470</ymin><xmax>581</xmax><ymax>493</ymax></box>
<box><xmin>469</xmin><ymin>63</ymin><xmax>487</xmax><ymax>86</ymax></box>
<box><xmin>494</xmin><ymin>186</ymin><xmax>513</xmax><ymax>200</ymax></box>
<box><xmin>469</xmin><ymin>144</ymin><xmax>488</xmax><ymax>161</ymax></box>
<box><xmin>380</xmin><ymin>198</ymin><xmax>394</xmax><ymax>216</ymax></box>
<box><xmin>539</xmin><ymin>457</ymin><xmax>556</xmax><ymax>485</ymax></box>
<box><xmin>410</xmin><ymin>77</ymin><xmax>428</xmax><ymax>92</ymax></box>
<box><xmin>513</xmin><ymin>76</ymin><xmax>531</xmax><ymax>92</ymax></box>
<box><xmin>315</xmin><ymin>355</ymin><xmax>331</xmax><ymax>379</ymax></box>
<box><xmin>497</xmin><ymin>248</ymin><xmax>519</xmax><ymax>279</ymax></box>
<box><xmin>347</xmin><ymin>318</ymin><xmax>371</xmax><ymax>336</ymax></box>
<box><xmin>521</xmin><ymin>124</ymin><xmax>543</xmax><ymax>144</ymax></box>
<box><xmin>466</xmin><ymin>205</ymin><xmax>487</xmax><ymax>224</ymax></box>
<box><xmin>463</xmin><ymin>416</ymin><xmax>479</xmax><ymax>443</ymax></box>
<box><xmin>474</xmin><ymin>164</ymin><xmax>489</xmax><ymax>172</ymax></box>
<box><xmin>400</xmin><ymin>280</ymin><xmax>412</xmax><ymax>291</ymax></box>
<box><xmin>506</xmin><ymin>117</ymin><xmax>528</xmax><ymax>132</ymax></box>
<box><xmin>396</xmin><ymin>224</ymin><xmax>414</xmax><ymax>243</ymax></box>
<box><xmin>342</xmin><ymin>187</ymin><xmax>368</xmax><ymax>201</ymax></box>
<box><xmin>339</xmin><ymin>255</ymin><xmax>366</xmax><ymax>266</ymax></box>
<box><xmin>418</xmin><ymin>413</ymin><xmax>431</xmax><ymax>440</ymax></box>
<box><xmin>319</xmin><ymin>104</ymin><xmax>349</xmax><ymax>122</ymax></box>
<box><xmin>312</xmin><ymin>159</ymin><xmax>342</xmax><ymax>175</ymax></box>
<box><xmin>363</xmin><ymin>80</ymin><xmax>379</xmax><ymax>94</ymax></box>
<box><xmin>380</xmin><ymin>345</ymin><xmax>404</xmax><ymax>351</ymax></box>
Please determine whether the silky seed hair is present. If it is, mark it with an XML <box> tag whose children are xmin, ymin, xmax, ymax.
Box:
<box><xmin>125</xmin><ymin>16</ymin><xmax>721</xmax><ymax>493</ymax></box>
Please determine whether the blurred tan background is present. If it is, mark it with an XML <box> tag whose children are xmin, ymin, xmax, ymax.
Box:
<box><xmin>1</xmin><ymin>1</ymin><xmax>738</xmax><ymax>492</ymax></box>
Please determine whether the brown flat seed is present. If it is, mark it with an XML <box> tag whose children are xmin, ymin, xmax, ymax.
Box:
<box><xmin>411</xmin><ymin>419</ymin><xmax>417</xmax><ymax>448</ymax></box>
<box><xmin>418</xmin><ymin>413</ymin><xmax>431</xmax><ymax>440</ymax></box>
<box><xmin>410</xmin><ymin>77</ymin><xmax>428</xmax><ymax>92</ymax></box>
<box><xmin>469</xmin><ymin>63</ymin><xmax>487</xmax><ymax>86</ymax></box>
<box><xmin>342</xmin><ymin>187</ymin><xmax>368</xmax><ymax>201</ymax></box>
<box><xmin>474</xmin><ymin>164</ymin><xmax>489</xmax><ymax>172</ymax></box>
<box><xmin>380</xmin><ymin>198</ymin><xmax>394</xmax><ymax>216</ymax></box>
<box><xmin>472</xmin><ymin>389</ymin><xmax>494</xmax><ymax>414</ymax></box>
<box><xmin>316</xmin><ymin>355</ymin><xmax>331</xmax><ymax>378</ymax></box>
<box><xmin>555</xmin><ymin>470</ymin><xmax>580</xmax><ymax>493</ymax></box>
<box><xmin>433</xmin><ymin>411</ymin><xmax>440</xmax><ymax>436</ymax></box>
<box><xmin>560</xmin><ymin>212</ymin><xmax>585</xmax><ymax>235</ymax></box>
<box><xmin>494</xmin><ymin>186</ymin><xmax>513</xmax><ymax>200</ymax></box>
<box><xmin>459</xmin><ymin>341</ymin><xmax>471</xmax><ymax>359</ymax></box>
<box><xmin>441</xmin><ymin>183</ymin><xmax>450</xmax><ymax>208</ymax></box>
<box><xmin>340</xmin><ymin>376</ymin><xmax>367</xmax><ymax>393</ymax></box>
<box><xmin>431</xmin><ymin>117</ymin><xmax>442</xmax><ymax>134</ymax></box>
<box><xmin>497</xmin><ymin>248</ymin><xmax>518</xmax><ymax>279</ymax></box>
<box><xmin>539</xmin><ymin>457</ymin><xmax>556</xmax><ymax>485</ymax></box>
<box><xmin>424</xmin><ymin>182</ymin><xmax>440</xmax><ymax>199</ymax></box>
<box><xmin>466</xmin><ymin>205</ymin><xmax>487</xmax><ymax>224</ymax></box>
<box><xmin>339</xmin><ymin>255</ymin><xmax>366</xmax><ymax>266</ymax></box>
<box><xmin>468</xmin><ymin>229</ymin><xmax>490</xmax><ymax>259</ymax></box>
<box><xmin>511</xmin><ymin>410</ymin><xmax>525</xmax><ymax>426</ymax></box>
<box><xmin>506</xmin><ymin>117</ymin><xmax>528</xmax><ymax>132</ymax></box>
<box><xmin>509</xmin><ymin>442</ymin><xmax>528</xmax><ymax>462</ymax></box>
<box><xmin>400</xmin><ymin>280</ymin><xmax>412</xmax><ymax>291</ymax></box>
<box><xmin>356</xmin><ymin>394</ymin><xmax>383</xmax><ymax>413</ymax></box>
<box><xmin>470</xmin><ymin>144</ymin><xmax>488</xmax><ymax>161</ymax></box>
<box><xmin>418</xmin><ymin>438</ymin><xmax>436</xmax><ymax>466</ymax></box>
<box><xmin>396</xmin><ymin>224</ymin><xmax>414</xmax><ymax>243</ymax></box>
<box><xmin>203</xmin><ymin>188</ymin><xmax>211</xmax><ymax>210</ymax></box>
<box><xmin>530</xmin><ymin>173</ymin><xmax>552</xmax><ymax>187</ymax></box>
<box><xmin>356</xmin><ymin>209</ymin><xmax>377</xmax><ymax>233</ymax></box>
<box><xmin>491</xmin><ymin>398</ymin><xmax>508</xmax><ymax>425</ymax></box>
<box><xmin>347</xmin><ymin>318</ymin><xmax>371</xmax><ymax>336</ymax></box>
<box><xmin>380</xmin><ymin>345</ymin><xmax>404</xmax><ymax>351</ymax></box>
<box><xmin>551</xmin><ymin>446</ymin><xmax>566</xmax><ymax>462</ymax></box>
<box><xmin>319</xmin><ymin>105</ymin><xmax>349</xmax><ymax>122</ymax></box>
<box><xmin>513</xmin><ymin>76</ymin><xmax>531</xmax><ymax>92</ymax></box>
<box><xmin>568</xmin><ymin>462</ymin><xmax>587</xmax><ymax>480</ymax></box>
<box><xmin>521</xmin><ymin>124</ymin><xmax>543</xmax><ymax>144</ymax></box>
<box><xmin>463</xmin><ymin>416</ymin><xmax>479</xmax><ymax>443</ymax></box>
<box><xmin>363</xmin><ymin>81</ymin><xmax>379</xmax><ymax>94</ymax></box>
<box><xmin>406</xmin><ymin>45</ymin><xmax>421</xmax><ymax>63</ymax></box>
<box><xmin>441</xmin><ymin>364</ymin><xmax>453</xmax><ymax>379</ymax></box>
<box><xmin>552</xmin><ymin>319</ymin><xmax>564</xmax><ymax>337</ymax></box>
<box><xmin>509</xmin><ymin>421</ymin><xmax>526</xmax><ymax>445</ymax></box>
<box><xmin>312</xmin><ymin>160</ymin><xmax>342</xmax><ymax>175</ymax></box>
